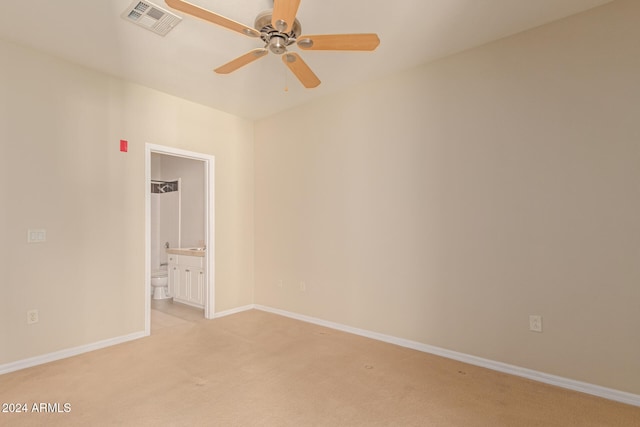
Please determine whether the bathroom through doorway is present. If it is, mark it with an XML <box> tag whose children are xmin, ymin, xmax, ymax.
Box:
<box><xmin>144</xmin><ymin>144</ymin><xmax>215</xmax><ymax>336</ymax></box>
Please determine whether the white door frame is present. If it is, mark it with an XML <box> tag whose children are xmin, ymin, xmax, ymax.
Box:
<box><xmin>144</xmin><ymin>143</ymin><xmax>215</xmax><ymax>335</ymax></box>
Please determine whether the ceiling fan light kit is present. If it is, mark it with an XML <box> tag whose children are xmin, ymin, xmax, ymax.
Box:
<box><xmin>164</xmin><ymin>0</ymin><xmax>380</xmax><ymax>88</ymax></box>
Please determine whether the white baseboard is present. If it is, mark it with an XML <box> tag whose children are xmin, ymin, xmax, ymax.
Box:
<box><xmin>253</xmin><ymin>305</ymin><xmax>640</xmax><ymax>407</ymax></box>
<box><xmin>0</xmin><ymin>331</ymin><xmax>146</xmax><ymax>376</ymax></box>
<box><xmin>212</xmin><ymin>304</ymin><xmax>255</xmax><ymax>319</ymax></box>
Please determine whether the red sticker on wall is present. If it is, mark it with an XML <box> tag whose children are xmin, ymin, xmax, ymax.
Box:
<box><xmin>120</xmin><ymin>140</ymin><xmax>128</xmax><ymax>152</ymax></box>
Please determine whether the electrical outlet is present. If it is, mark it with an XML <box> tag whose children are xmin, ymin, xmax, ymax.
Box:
<box><xmin>27</xmin><ymin>309</ymin><xmax>39</xmax><ymax>325</ymax></box>
<box><xmin>277</xmin><ymin>280</ymin><xmax>283</xmax><ymax>288</ymax></box>
<box><xmin>529</xmin><ymin>315</ymin><xmax>542</xmax><ymax>332</ymax></box>
<box><xmin>300</xmin><ymin>281</ymin><xmax>306</xmax><ymax>292</ymax></box>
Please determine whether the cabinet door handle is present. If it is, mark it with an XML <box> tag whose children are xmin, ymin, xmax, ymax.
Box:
<box><xmin>185</xmin><ymin>269</ymin><xmax>190</xmax><ymax>272</ymax></box>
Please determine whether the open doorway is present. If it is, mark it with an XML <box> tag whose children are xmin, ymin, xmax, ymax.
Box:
<box><xmin>144</xmin><ymin>144</ymin><xmax>215</xmax><ymax>335</ymax></box>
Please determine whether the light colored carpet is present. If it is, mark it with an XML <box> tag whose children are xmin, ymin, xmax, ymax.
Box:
<box><xmin>1</xmin><ymin>309</ymin><xmax>638</xmax><ymax>426</ymax></box>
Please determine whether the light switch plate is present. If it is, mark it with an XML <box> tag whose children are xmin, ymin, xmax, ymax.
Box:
<box><xmin>27</xmin><ymin>229</ymin><xmax>47</xmax><ymax>243</ymax></box>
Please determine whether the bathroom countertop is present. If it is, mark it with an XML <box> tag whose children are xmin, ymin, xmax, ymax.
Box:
<box><xmin>166</xmin><ymin>248</ymin><xmax>205</xmax><ymax>257</ymax></box>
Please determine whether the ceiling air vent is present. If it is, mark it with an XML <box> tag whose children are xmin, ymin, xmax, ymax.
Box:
<box><xmin>121</xmin><ymin>1</ymin><xmax>182</xmax><ymax>36</ymax></box>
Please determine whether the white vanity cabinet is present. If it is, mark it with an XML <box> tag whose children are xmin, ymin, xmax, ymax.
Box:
<box><xmin>167</xmin><ymin>253</ymin><xmax>205</xmax><ymax>308</ymax></box>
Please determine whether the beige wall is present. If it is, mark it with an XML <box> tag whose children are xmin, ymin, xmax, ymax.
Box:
<box><xmin>254</xmin><ymin>0</ymin><xmax>640</xmax><ymax>394</ymax></box>
<box><xmin>0</xmin><ymin>38</ymin><xmax>254</xmax><ymax>365</ymax></box>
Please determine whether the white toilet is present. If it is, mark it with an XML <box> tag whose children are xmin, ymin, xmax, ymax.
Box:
<box><xmin>150</xmin><ymin>269</ymin><xmax>170</xmax><ymax>300</ymax></box>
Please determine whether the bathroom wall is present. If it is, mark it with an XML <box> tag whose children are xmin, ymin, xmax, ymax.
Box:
<box><xmin>0</xmin><ymin>37</ymin><xmax>255</xmax><ymax>366</ymax></box>
<box><xmin>159</xmin><ymin>155</ymin><xmax>205</xmax><ymax>249</ymax></box>
<box><xmin>149</xmin><ymin>153</ymin><xmax>205</xmax><ymax>268</ymax></box>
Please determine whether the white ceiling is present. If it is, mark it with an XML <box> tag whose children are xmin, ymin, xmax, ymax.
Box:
<box><xmin>0</xmin><ymin>0</ymin><xmax>612</xmax><ymax>120</ymax></box>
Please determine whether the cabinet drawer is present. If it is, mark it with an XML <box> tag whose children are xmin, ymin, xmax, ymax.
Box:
<box><xmin>177</xmin><ymin>255</ymin><xmax>203</xmax><ymax>268</ymax></box>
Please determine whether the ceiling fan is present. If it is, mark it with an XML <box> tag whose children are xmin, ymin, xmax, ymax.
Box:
<box><xmin>165</xmin><ymin>0</ymin><xmax>380</xmax><ymax>88</ymax></box>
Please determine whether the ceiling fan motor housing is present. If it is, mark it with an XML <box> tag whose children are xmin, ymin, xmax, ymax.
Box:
<box><xmin>255</xmin><ymin>10</ymin><xmax>301</xmax><ymax>55</ymax></box>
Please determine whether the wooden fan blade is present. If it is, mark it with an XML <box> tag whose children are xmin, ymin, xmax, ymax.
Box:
<box><xmin>282</xmin><ymin>53</ymin><xmax>320</xmax><ymax>88</ymax></box>
<box><xmin>297</xmin><ymin>34</ymin><xmax>380</xmax><ymax>51</ymax></box>
<box><xmin>165</xmin><ymin>0</ymin><xmax>260</xmax><ymax>37</ymax></box>
<box><xmin>215</xmin><ymin>49</ymin><xmax>268</xmax><ymax>74</ymax></box>
<box><xmin>271</xmin><ymin>0</ymin><xmax>301</xmax><ymax>33</ymax></box>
